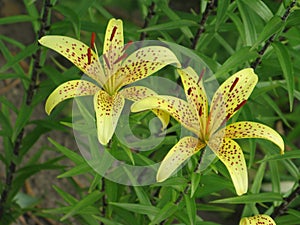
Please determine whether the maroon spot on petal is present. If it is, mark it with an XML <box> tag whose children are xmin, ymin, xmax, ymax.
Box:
<box><xmin>234</xmin><ymin>100</ymin><xmax>247</xmax><ymax>112</ymax></box>
<box><xmin>87</xmin><ymin>48</ymin><xmax>92</xmax><ymax>65</ymax></box>
<box><xmin>198</xmin><ymin>106</ymin><xmax>203</xmax><ymax>116</ymax></box>
<box><xmin>229</xmin><ymin>77</ymin><xmax>239</xmax><ymax>92</ymax></box>
<box><xmin>110</xmin><ymin>26</ymin><xmax>117</xmax><ymax>41</ymax></box>
<box><xmin>187</xmin><ymin>87</ymin><xmax>192</xmax><ymax>95</ymax></box>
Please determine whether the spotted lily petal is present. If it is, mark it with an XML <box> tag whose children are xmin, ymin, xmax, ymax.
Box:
<box><xmin>120</xmin><ymin>86</ymin><xmax>169</xmax><ymax>128</ymax></box>
<box><xmin>131</xmin><ymin>95</ymin><xmax>200</xmax><ymax>134</ymax></box>
<box><xmin>208</xmin><ymin>68</ymin><xmax>258</xmax><ymax>135</ymax></box>
<box><xmin>177</xmin><ymin>67</ymin><xmax>208</xmax><ymax>133</ymax></box>
<box><xmin>94</xmin><ymin>90</ymin><xmax>125</xmax><ymax>145</ymax></box>
<box><xmin>113</xmin><ymin>46</ymin><xmax>181</xmax><ymax>90</ymax></box>
<box><xmin>38</xmin><ymin>36</ymin><xmax>104</xmax><ymax>85</ymax></box>
<box><xmin>239</xmin><ymin>214</ymin><xmax>276</xmax><ymax>225</ymax></box>
<box><xmin>103</xmin><ymin>18</ymin><xmax>124</xmax><ymax>75</ymax></box>
<box><xmin>157</xmin><ymin>136</ymin><xmax>205</xmax><ymax>182</ymax></box>
<box><xmin>45</xmin><ymin>80</ymin><xmax>100</xmax><ymax>115</ymax></box>
<box><xmin>225</xmin><ymin>121</ymin><xmax>284</xmax><ymax>154</ymax></box>
<box><xmin>208</xmin><ymin>136</ymin><xmax>248</xmax><ymax>195</ymax></box>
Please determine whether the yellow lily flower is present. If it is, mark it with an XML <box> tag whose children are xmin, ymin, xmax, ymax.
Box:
<box><xmin>239</xmin><ymin>214</ymin><xmax>276</xmax><ymax>225</ymax></box>
<box><xmin>39</xmin><ymin>18</ymin><xmax>180</xmax><ymax>145</ymax></box>
<box><xmin>131</xmin><ymin>67</ymin><xmax>284</xmax><ymax>195</ymax></box>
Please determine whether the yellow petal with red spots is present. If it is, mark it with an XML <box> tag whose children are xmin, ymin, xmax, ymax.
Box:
<box><xmin>208</xmin><ymin>68</ymin><xmax>258</xmax><ymax>135</ymax></box>
<box><xmin>208</xmin><ymin>137</ymin><xmax>248</xmax><ymax>196</ymax></box>
<box><xmin>131</xmin><ymin>95</ymin><xmax>200</xmax><ymax>135</ymax></box>
<box><xmin>102</xmin><ymin>18</ymin><xmax>124</xmax><ymax>75</ymax></box>
<box><xmin>157</xmin><ymin>136</ymin><xmax>205</xmax><ymax>182</ymax></box>
<box><xmin>239</xmin><ymin>214</ymin><xmax>276</xmax><ymax>225</ymax></box>
<box><xmin>177</xmin><ymin>67</ymin><xmax>208</xmax><ymax>133</ymax></box>
<box><xmin>94</xmin><ymin>90</ymin><xmax>125</xmax><ymax>145</ymax></box>
<box><xmin>38</xmin><ymin>36</ymin><xmax>104</xmax><ymax>85</ymax></box>
<box><xmin>120</xmin><ymin>86</ymin><xmax>170</xmax><ymax>129</ymax></box>
<box><xmin>113</xmin><ymin>46</ymin><xmax>181</xmax><ymax>90</ymax></box>
<box><xmin>225</xmin><ymin>121</ymin><xmax>284</xmax><ymax>154</ymax></box>
<box><xmin>45</xmin><ymin>80</ymin><xmax>100</xmax><ymax>115</ymax></box>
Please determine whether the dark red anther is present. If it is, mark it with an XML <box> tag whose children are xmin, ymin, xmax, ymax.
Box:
<box><xmin>90</xmin><ymin>32</ymin><xmax>96</xmax><ymax>47</ymax></box>
<box><xmin>122</xmin><ymin>40</ymin><xmax>133</xmax><ymax>52</ymax></box>
<box><xmin>87</xmin><ymin>48</ymin><xmax>92</xmax><ymax>65</ymax></box>
<box><xmin>229</xmin><ymin>77</ymin><xmax>239</xmax><ymax>92</ymax></box>
<box><xmin>110</xmin><ymin>26</ymin><xmax>117</xmax><ymax>41</ymax></box>
<box><xmin>234</xmin><ymin>100</ymin><xmax>247</xmax><ymax>112</ymax></box>
<box><xmin>198</xmin><ymin>68</ymin><xmax>206</xmax><ymax>84</ymax></box>
<box><xmin>187</xmin><ymin>87</ymin><xmax>192</xmax><ymax>95</ymax></box>
<box><xmin>114</xmin><ymin>53</ymin><xmax>128</xmax><ymax>64</ymax></box>
<box><xmin>103</xmin><ymin>54</ymin><xmax>111</xmax><ymax>69</ymax></box>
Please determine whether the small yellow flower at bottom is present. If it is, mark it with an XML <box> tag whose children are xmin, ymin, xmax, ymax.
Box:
<box><xmin>239</xmin><ymin>214</ymin><xmax>276</xmax><ymax>225</ymax></box>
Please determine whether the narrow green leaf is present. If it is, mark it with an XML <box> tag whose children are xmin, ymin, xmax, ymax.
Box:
<box><xmin>190</xmin><ymin>173</ymin><xmax>201</xmax><ymax>198</ymax></box>
<box><xmin>0</xmin><ymin>35</ymin><xmax>25</xmax><ymax>49</ymax></box>
<box><xmin>160</xmin><ymin>2</ymin><xmax>194</xmax><ymax>39</ymax></box>
<box><xmin>0</xmin><ymin>15</ymin><xmax>35</xmax><ymax>25</ymax></box>
<box><xmin>53</xmin><ymin>185</ymin><xmax>78</xmax><ymax>205</ymax></box>
<box><xmin>48</xmin><ymin>138</ymin><xmax>84</xmax><ymax>164</ymax></box>
<box><xmin>237</xmin><ymin>0</ymin><xmax>257</xmax><ymax>45</ymax></box>
<box><xmin>94</xmin><ymin>216</ymin><xmax>124</xmax><ymax>225</ymax></box>
<box><xmin>184</xmin><ymin>195</ymin><xmax>196</xmax><ymax>225</ymax></box>
<box><xmin>227</xmin><ymin>11</ymin><xmax>246</xmax><ymax>44</ymax></box>
<box><xmin>258</xmin><ymin>150</ymin><xmax>300</xmax><ymax>162</ymax></box>
<box><xmin>149</xmin><ymin>202</ymin><xmax>178</xmax><ymax>225</ymax></box>
<box><xmin>139</xmin><ymin>20</ymin><xmax>198</xmax><ymax>33</ymax></box>
<box><xmin>54</xmin><ymin>5</ymin><xmax>81</xmax><ymax>38</ymax></box>
<box><xmin>0</xmin><ymin>43</ymin><xmax>38</xmax><ymax>73</ymax></box>
<box><xmin>61</xmin><ymin>191</ymin><xmax>102</xmax><ymax>220</ymax></box>
<box><xmin>269</xmin><ymin>160</ymin><xmax>280</xmax><ymax>192</ymax></box>
<box><xmin>262</xmin><ymin>94</ymin><xmax>292</xmax><ymax>128</ymax></box>
<box><xmin>242</xmin><ymin>0</ymin><xmax>273</xmax><ymax>21</ymax></box>
<box><xmin>214</xmin><ymin>47</ymin><xmax>258</xmax><ymax>79</ymax></box>
<box><xmin>110</xmin><ymin>202</ymin><xmax>159</xmax><ymax>216</ymax></box>
<box><xmin>251</xmin><ymin>16</ymin><xmax>284</xmax><ymax>50</ymax></box>
<box><xmin>23</xmin><ymin>0</ymin><xmax>40</xmax><ymax>32</ymax></box>
<box><xmin>272</xmin><ymin>41</ymin><xmax>294</xmax><ymax>111</ymax></box>
<box><xmin>250</xmin><ymin>162</ymin><xmax>266</xmax><ymax>193</ymax></box>
<box><xmin>211</xmin><ymin>193</ymin><xmax>282</xmax><ymax>204</ymax></box>
<box><xmin>198</xmin><ymin>204</ymin><xmax>234</xmax><ymax>213</ymax></box>
<box><xmin>57</xmin><ymin>161</ymin><xmax>92</xmax><ymax>178</ymax></box>
<box><xmin>216</xmin><ymin>0</ymin><xmax>230</xmax><ymax>29</ymax></box>
<box><xmin>12</xmin><ymin>104</ymin><xmax>33</xmax><ymax>142</ymax></box>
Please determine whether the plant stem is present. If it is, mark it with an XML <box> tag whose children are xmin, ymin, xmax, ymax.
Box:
<box><xmin>191</xmin><ymin>0</ymin><xmax>215</xmax><ymax>50</ymax></box>
<box><xmin>140</xmin><ymin>2</ymin><xmax>156</xmax><ymax>41</ymax></box>
<box><xmin>251</xmin><ymin>0</ymin><xmax>296</xmax><ymax>69</ymax></box>
<box><xmin>271</xmin><ymin>181</ymin><xmax>300</xmax><ymax>218</ymax></box>
<box><xmin>0</xmin><ymin>0</ymin><xmax>51</xmax><ymax>220</ymax></box>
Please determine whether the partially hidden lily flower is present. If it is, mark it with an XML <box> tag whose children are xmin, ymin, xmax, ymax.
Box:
<box><xmin>240</xmin><ymin>214</ymin><xmax>276</xmax><ymax>225</ymax></box>
<box><xmin>131</xmin><ymin>67</ymin><xmax>284</xmax><ymax>195</ymax></box>
<box><xmin>39</xmin><ymin>18</ymin><xmax>180</xmax><ymax>145</ymax></box>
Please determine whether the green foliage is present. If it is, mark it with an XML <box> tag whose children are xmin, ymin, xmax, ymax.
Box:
<box><xmin>0</xmin><ymin>0</ymin><xmax>299</xmax><ymax>224</ymax></box>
